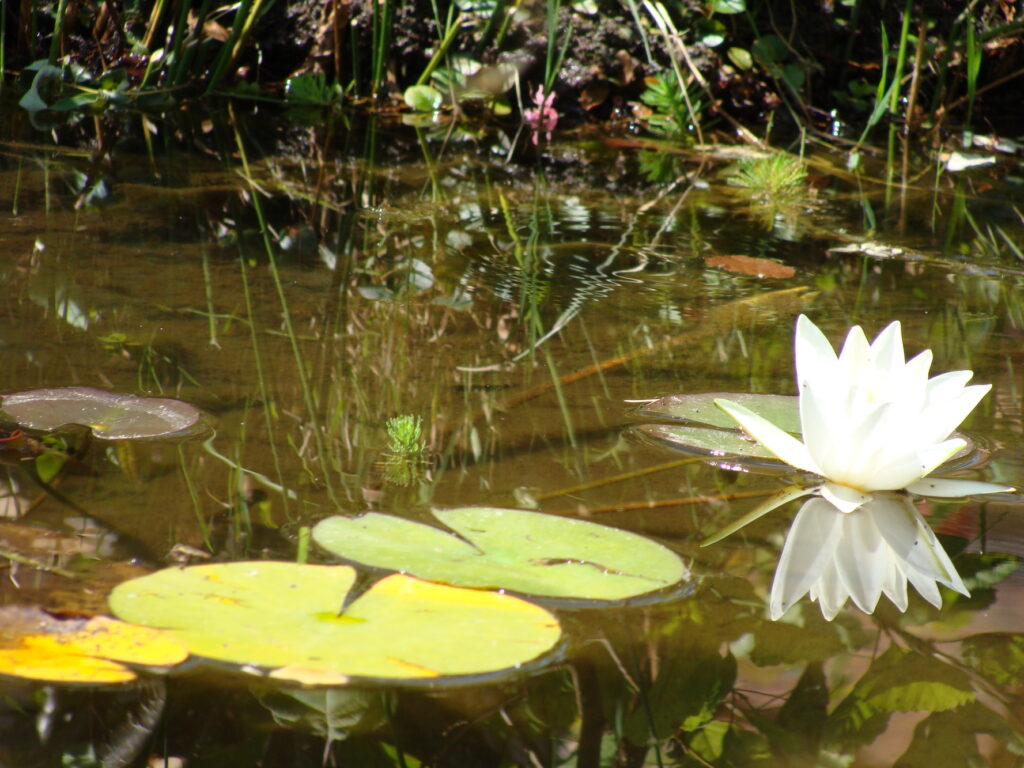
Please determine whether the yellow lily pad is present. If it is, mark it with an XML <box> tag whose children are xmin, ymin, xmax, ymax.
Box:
<box><xmin>0</xmin><ymin>606</ymin><xmax>188</xmax><ymax>684</ymax></box>
<box><xmin>109</xmin><ymin>562</ymin><xmax>562</xmax><ymax>684</ymax></box>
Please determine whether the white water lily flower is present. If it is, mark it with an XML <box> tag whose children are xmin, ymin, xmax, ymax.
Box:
<box><xmin>771</xmin><ymin>494</ymin><xmax>969</xmax><ymax>620</ymax></box>
<box><xmin>715</xmin><ymin>315</ymin><xmax>1012</xmax><ymax>515</ymax></box>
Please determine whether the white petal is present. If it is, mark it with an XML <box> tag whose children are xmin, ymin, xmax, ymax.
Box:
<box><xmin>861</xmin><ymin>439</ymin><xmax>966</xmax><ymax>491</ymax></box>
<box><xmin>881</xmin><ymin>556</ymin><xmax>909</xmax><ymax>612</ymax></box>
<box><xmin>868</xmin><ymin>320</ymin><xmax>905</xmax><ymax>371</ymax></box>
<box><xmin>795</xmin><ymin>315</ymin><xmax>839</xmax><ymax>381</ymax></box>
<box><xmin>925</xmin><ymin>370</ymin><xmax>974</xmax><ymax>402</ymax></box>
<box><xmin>916</xmin><ymin>383</ymin><xmax>991</xmax><ymax>445</ymax></box>
<box><xmin>769</xmin><ymin>498</ymin><xmax>841</xmax><ymax>620</ymax></box>
<box><xmin>906</xmin><ymin>478</ymin><xmax>1014</xmax><ymax>497</ymax></box>
<box><xmin>715</xmin><ymin>399</ymin><xmax>820</xmax><ymax>474</ymax></box>
<box><xmin>836</xmin><ymin>325</ymin><xmax>870</xmax><ymax>382</ymax></box>
<box><xmin>798</xmin><ymin>380</ymin><xmax>842</xmax><ymax>475</ymax></box>
<box><xmin>833</xmin><ymin>509</ymin><xmax>885</xmax><ymax>614</ymax></box>
<box><xmin>903</xmin><ymin>349</ymin><xmax>933</xmax><ymax>384</ymax></box>
<box><xmin>826</xmin><ymin>400</ymin><xmax>898</xmax><ymax>483</ymax></box>
<box><xmin>814</xmin><ymin>559</ymin><xmax>848</xmax><ymax>621</ymax></box>
<box><xmin>874</xmin><ymin>495</ymin><xmax>969</xmax><ymax>598</ymax></box>
<box><xmin>820</xmin><ymin>482</ymin><xmax>872</xmax><ymax>514</ymax></box>
<box><xmin>907</xmin><ymin>570</ymin><xmax>943</xmax><ymax>609</ymax></box>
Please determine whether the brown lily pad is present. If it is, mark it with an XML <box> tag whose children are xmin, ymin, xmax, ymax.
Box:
<box><xmin>1</xmin><ymin>388</ymin><xmax>203</xmax><ymax>440</ymax></box>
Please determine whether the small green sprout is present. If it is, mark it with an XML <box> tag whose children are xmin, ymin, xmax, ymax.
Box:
<box><xmin>729</xmin><ymin>153</ymin><xmax>808</xmax><ymax>200</ymax></box>
<box><xmin>386</xmin><ymin>415</ymin><xmax>425</xmax><ymax>456</ymax></box>
<box><xmin>382</xmin><ymin>415</ymin><xmax>427</xmax><ymax>487</ymax></box>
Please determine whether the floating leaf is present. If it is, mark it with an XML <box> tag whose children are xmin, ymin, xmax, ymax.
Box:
<box><xmin>1</xmin><ymin>387</ymin><xmax>203</xmax><ymax>440</ymax></box>
<box><xmin>109</xmin><ymin>562</ymin><xmax>561</xmax><ymax>683</ymax></box>
<box><xmin>0</xmin><ymin>606</ymin><xmax>187</xmax><ymax>684</ymax></box>
<box><xmin>313</xmin><ymin>507</ymin><xmax>688</xmax><ymax>603</ymax></box>
<box><xmin>639</xmin><ymin>393</ymin><xmax>801</xmax><ymax>433</ymax></box>
<box><xmin>634</xmin><ymin>424</ymin><xmax>784</xmax><ymax>467</ymax></box>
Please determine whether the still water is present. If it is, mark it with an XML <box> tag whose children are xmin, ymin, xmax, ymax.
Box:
<box><xmin>1</xmin><ymin>104</ymin><xmax>1024</xmax><ymax>767</ymax></box>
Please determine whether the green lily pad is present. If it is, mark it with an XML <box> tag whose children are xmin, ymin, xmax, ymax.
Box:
<box><xmin>633</xmin><ymin>424</ymin><xmax>783</xmax><ymax>465</ymax></box>
<box><xmin>109</xmin><ymin>562</ymin><xmax>561</xmax><ymax>684</ymax></box>
<box><xmin>1</xmin><ymin>387</ymin><xmax>203</xmax><ymax>440</ymax></box>
<box><xmin>638</xmin><ymin>393</ymin><xmax>800</xmax><ymax>433</ymax></box>
<box><xmin>312</xmin><ymin>507</ymin><xmax>688</xmax><ymax>604</ymax></box>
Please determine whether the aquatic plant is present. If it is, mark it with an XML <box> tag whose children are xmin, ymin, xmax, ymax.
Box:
<box><xmin>110</xmin><ymin>561</ymin><xmax>561</xmax><ymax>684</ymax></box>
<box><xmin>705</xmin><ymin>316</ymin><xmax>1014</xmax><ymax>619</ymax></box>
<box><xmin>715</xmin><ymin>316</ymin><xmax>1012</xmax><ymax>517</ymax></box>
<box><xmin>385</xmin><ymin>414</ymin><xmax>424</xmax><ymax>456</ymax></box>
<box><xmin>523</xmin><ymin>85</ymin><xmax>558</xmax><ymax>145</ymax></box>
<box><xmin>639</xmin><ymin>72</ymin><xmax>704</xmax><ymax>140</ymax></box>
<box><xmin>313</xmin><ymin>507</ymin><xmax>689</xmax><ymax>603</ymax></box>
<box><xmin>380</xmin><ymin>414</ymin><xmax>427</xmax><ymax>486</ymax></box>
<box><xmin>729</xmin><ymin>152</ymin><xmax>807</xmax><ymax>200</ymax></box>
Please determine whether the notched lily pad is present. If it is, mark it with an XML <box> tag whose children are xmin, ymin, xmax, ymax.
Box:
<box><xmin>109</xmin><ymin>562</ymin><xmax>562</xmax><ymax>685</ymax></box>
<box><xmin>312</xmin><ymin>507</ymin><xmax>689</xmax><ymax>604</ymax></box>
<box><xmin>634</xmin><ymin>424</ymin><xmax>781</xmax><ymax>464</ymax></box>
<box><xmin>633</xmin><ymin>393</ymin><xmax>798</xmax><ymax>469</ymax></box>
<box><xmin>1</xmin><ymin>387</ymin><xmax>203</xmax><ymax>440</ymax></box>
<box><xmin>0</xmin><ymin>606</ymin><xmax>187</xmax><ymax>684</ymax></box>
<box><xmin>638</xmin><ymin>393</ymin><xmax>800</xmax><ymax>432</ymax></box>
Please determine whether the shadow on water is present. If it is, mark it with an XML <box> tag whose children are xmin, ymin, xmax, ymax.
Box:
<box><xmin>2</xmin><ymin>99</ymin><xmax>1024</xmax><ymax>766</ymax></box>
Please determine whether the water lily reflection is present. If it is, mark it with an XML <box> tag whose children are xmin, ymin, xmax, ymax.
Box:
<box><xmin>771</xmin><ymin>494</ymin><xmax>969</xmax><ymax>620</ymax></box>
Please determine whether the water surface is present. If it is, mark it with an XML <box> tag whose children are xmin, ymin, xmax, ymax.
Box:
<box><xmin>1</xmin><ymin>105</ymin><xmax>1023</xmax><ymax>766</ymax></box>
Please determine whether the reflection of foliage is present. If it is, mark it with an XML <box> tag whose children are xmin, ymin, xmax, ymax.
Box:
<box><xmin>638</xmin><ymin>149</ymin><xmax>685</xmax><ymax>183</ymax></box>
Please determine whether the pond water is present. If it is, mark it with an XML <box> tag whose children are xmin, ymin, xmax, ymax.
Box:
<box><xmin>2</xmin><ymin>103</ymin><xmax>1024</xmax><ymax>767</ymax></box>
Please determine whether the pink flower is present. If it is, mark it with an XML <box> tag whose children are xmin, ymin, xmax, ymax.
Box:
<box><xmin>524</xmin><ymin>86</ymin><xmax>557</xmax><ymax>144</ymax></box>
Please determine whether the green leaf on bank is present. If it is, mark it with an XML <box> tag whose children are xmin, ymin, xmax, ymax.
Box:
<box><xmin>110</xmin><ymin>561</ymin><xmax>561</xmax><ymax>684</ymax></box>
<box><xmin>404</xmin><ymin>84</ymin><xmax>443</xmax><ymax>112</ymax></box>
<box><xmin>313</xmin><ymin>507</ymin><xmax>688</xmax><ymax>603</ymax></box>
<box><xmin>728</xmin><ymin>47</ymin><xmax>753</xmax><ymax>70</ymax></box>
<box><xmin>697</xmin><ymin>18</ymin><xmax>727</xmax><ymax>47</ymax></box>
<box><xmin>711</xmin><ymin>0</ymin><xmax>745</xmax><ymax>13</ymax></box>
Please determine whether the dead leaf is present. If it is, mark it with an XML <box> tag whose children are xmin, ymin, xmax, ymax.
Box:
<box><xmin>704</xmin><ymin>254</ymin><xmax>796</xmax><ymax>279</ymax></box>
<box><xmin>579</xmin><ymin>82</ymin><xmax>609</xmax><ymax>111</ymax></box>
